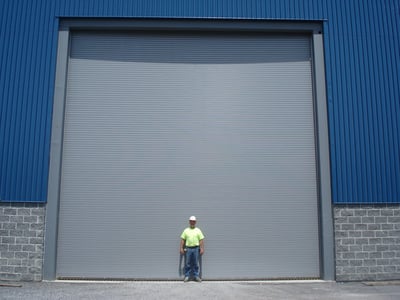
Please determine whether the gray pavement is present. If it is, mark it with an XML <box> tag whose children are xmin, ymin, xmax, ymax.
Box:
<box><xmin>1</xmin><ymin>280</ymin><xmax>400</xmax><ymax>300</ymax></box>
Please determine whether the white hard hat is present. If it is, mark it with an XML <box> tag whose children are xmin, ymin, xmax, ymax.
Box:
<box><xmin>189</xmin><ymin>216</ymin><xmax>196</xmax><ymax>221</ymax></box>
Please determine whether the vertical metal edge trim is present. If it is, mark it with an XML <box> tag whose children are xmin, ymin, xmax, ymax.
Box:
<box><xmin>313</xmin><ymin>32</ymin><xmax>335</xmax><ymax>280</ymax></box>
<box><xmin>43</xmin><ymin>25</ymin><xmax>70</xmax><ymax>281</ymax></box>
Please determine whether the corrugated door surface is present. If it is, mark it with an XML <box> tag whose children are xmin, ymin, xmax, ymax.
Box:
<box><xmin>57</xmin><ymin>31</ymin><xmax>320</xmax><ymax>279</ymax></box>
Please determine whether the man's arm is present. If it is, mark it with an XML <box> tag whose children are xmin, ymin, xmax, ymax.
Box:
<box><xmin>199</xmin><ymin>239</ymin><xmax>204</xmax><ymax>255</ymax></box>
<box><xmin>180</xmin><ymin>239</ymin><xmax>186</xmax><ymax>255</ymax></box>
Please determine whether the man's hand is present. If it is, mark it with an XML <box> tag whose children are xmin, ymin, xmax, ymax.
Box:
<box><xmin>180</xmin><ymin>248</ymin><xmax>185</xmax><ymax>255</ymax></box>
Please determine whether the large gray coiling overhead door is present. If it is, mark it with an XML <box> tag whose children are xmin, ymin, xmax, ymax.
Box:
<box><xmin>57</xmin><ymin>30</ymin><xmax>320</xmax><ymax>279</ymax></box>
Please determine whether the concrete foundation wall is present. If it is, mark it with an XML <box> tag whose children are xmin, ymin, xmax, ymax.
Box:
<box><xmin>0</xmin><ymin>203</ymin><xmax>45</xmax><ymax>281</ymax></box>
<box><xmin>334</xmin><ymin>205</ymin><xmax>400</xmax><ymax>281</ymax></box>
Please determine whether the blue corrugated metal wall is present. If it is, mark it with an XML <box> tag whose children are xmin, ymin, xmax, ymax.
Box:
<box><xmin>0</xmin><ymin>0</ymin><xmax>399</xmax><ymax>203</ymax></box>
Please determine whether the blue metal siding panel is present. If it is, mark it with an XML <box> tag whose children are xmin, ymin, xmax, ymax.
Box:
<box><xmin>0</xmin><ymin>0</ymin><xmax>57</xmax><ymax>202</ymax></box>
<box><xmin>328</xmin><ymin>0</ymin><xmax>400</xmax><ymax>203</ymax></box>
<box><xmin>0</xmin><ymin>0</ymin><xmax>399</xmax><ymax>203</ymax></box>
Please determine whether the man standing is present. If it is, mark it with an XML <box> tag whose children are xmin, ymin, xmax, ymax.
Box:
<box><xmin>180</xmin><ymin>216</ymin><xmax>205</xmax><ymax>282</ymax></box>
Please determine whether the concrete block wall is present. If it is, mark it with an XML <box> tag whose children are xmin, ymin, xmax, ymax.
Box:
<box><xmin>0</xmin><ymin>203</ymin><xmax>45</xmax><ymax>281</ymax></box>
<box><xmin>334</xmin><ymin>205</ymin><xmax>400</xmax><ymax>281</ymax></box>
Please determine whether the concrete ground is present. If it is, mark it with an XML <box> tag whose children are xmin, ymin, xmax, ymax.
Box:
<box><xmin>1</xmin><ymin>280</ymin><xmax>400</xmax><ymax>300</ymax></box>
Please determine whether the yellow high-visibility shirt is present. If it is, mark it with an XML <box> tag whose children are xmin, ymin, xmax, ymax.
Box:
<box><xmin>180</xmin><ymin>227</ymin><xmax>204</xmax><ymax>247</ymax></box>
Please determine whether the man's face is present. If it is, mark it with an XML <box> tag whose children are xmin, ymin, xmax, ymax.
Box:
<box><xmin>189</xmin><ymin>220</ymin><xmax>196</xmax><ymax>228</ymax></box>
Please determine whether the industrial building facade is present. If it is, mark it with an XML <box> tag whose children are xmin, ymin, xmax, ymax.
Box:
<box><xmin>0</xmin><ymin>1</ymin><xmax>399</xmax><ymax>281</ymax></box>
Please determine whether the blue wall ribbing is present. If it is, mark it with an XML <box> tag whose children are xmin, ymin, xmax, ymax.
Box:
<box><xmin>0</xmin><ymin>0</ymin><xmax>399</xmax><ymax>203</ymax></box>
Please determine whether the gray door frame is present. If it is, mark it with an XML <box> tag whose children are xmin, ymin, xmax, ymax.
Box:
<box><xmin>44</xmin><ymin>18</ymin><xmax>334</xmax><ymax>280</ymax></box>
